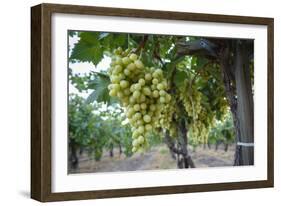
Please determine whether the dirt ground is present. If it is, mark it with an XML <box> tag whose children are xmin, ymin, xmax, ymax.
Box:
<box><xmin>69</xmin><ymin>144</ymin><xmax>235</xmax><ymax>174</ymax></box>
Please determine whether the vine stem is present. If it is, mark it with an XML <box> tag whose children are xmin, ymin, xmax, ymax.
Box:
<box><xmin>139</xmin><ymin>48</ymin><xmax>143</xmax><ymax>60</ymax></box>
<box><xmin>127</xmin><ymin>34</ymin><xmax>130</xmax><ymax>49</ymax></box>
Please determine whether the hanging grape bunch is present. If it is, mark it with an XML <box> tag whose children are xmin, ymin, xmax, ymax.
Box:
<box><xmin>177</xmin><ymin>78</ymin><xmax>227</xmax><ymax>145</ymax></box>
<box><xmin>107</xmin><ymin>47</ymin><xmax>171</xmax><ymax>152</ymax></box>
<box><xmin>158</xmin><ymin>97</ymin><xmax>179</xmax><ymax>138</ymax></box>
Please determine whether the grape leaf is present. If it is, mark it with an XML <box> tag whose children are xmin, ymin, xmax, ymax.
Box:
<box><xmin>70</xmin><ymin>32</ymin><xmax>104</xmax><ymax>65</ymax></box>
<box><xmin>68</xmin><ymin>30</ymin><xmax>76</xmax><ymax>37</ymax></box>
<box><xmin>113</xmin><ymin>33</ymin><xmax>127</xmax><ymax>48</ymax></box>
<box><xmin>86</xmin><ymin>73</ymin><xmax>117</xmax><ymax>104</ymax></box>
<box><xmin>173</xmin><ymin>70</ymin><xmax>188</xmax><ymax>88</ymax></box>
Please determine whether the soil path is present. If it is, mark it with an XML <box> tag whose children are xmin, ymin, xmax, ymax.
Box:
<box><xmin>70</xmin><ymin>144</ymin><xmax>235</xmax><ymax>174</ymax></box>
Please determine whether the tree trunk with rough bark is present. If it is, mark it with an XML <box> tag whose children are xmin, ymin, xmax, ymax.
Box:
<box><xmin>215</xmin><ymin>142</ymin><xmax>219</xmax><ymax>151</ymax></box>
<box><xmin>69</xmin><ymin>139</ymin><xmax>79</xmax><ymax>169</ymax></box>
<box><xmin>118</xmin><ymin>144</ymin><xmax>122</xmax><ymax>156</ymax></box>
<box><xmin>219</xmin><ymin>40</ymin><xmax>254</xmax><ymax>165</ymax></box>
<box><xmin>164</xmin><ymin>125</ymin><xmax>195</xmax><ymax>169</ymax></box>
<box><xmin>224</xmin><ymin>143</ymin><xmax>229</xmax><ymax>152</ymax></box>
<box><xmin>178</xmin><ymin>118</ymin><xmax>195</xmax><ymax>168</ymax></box>
<box><xmin>234</xmin><ymin>40</ymin><xmax>254</xmax><ymax>165</ymax></box>
<box><xmin>109</xmin><ymin>143</ymin><xmax>114</xmax><ymax>157</ymax></box>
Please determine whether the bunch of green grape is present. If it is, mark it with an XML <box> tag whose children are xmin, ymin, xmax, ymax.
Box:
<box><xmin>179</xmin><ymin>80</ymin><xmax>202</xmax><ymax>121</ymax></box>
<box><xmin>218</xmin><ymin>98</ymin><xmax>229</xmax><ymax>121</ymax></box>
<box><xmin>158</xmin><ymin>97</ymin><xmax>179</xmax><ymax>138</ymax></box>
<box><xmin>189</xmin><ymin>122</ymin><xmax>208</xmax><ymax>144</ymax></box>
<box><xmin>193</xmin><ymin>108</ymin><xmax>216</xmax><ymax>144</ymax></box>
<box><xmin>179</xmin><ymin>80</ymin><xmax>230</xmax><ymax>144</ymax></box>
<box><xmin>107</xmin><ymin>47</ymin><xmax>171</xmax><ymax>152</ymax></box>
<box><xmin>178</xmin><ymin>79</ymin><xmax>215</xmax><ymax>144</ymax></box>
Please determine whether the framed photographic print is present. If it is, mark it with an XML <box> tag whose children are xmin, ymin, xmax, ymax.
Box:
<box><xmin>31</xmin><ymin>3</ymin><xmax>274</xmax><ymax>202</ymax></box>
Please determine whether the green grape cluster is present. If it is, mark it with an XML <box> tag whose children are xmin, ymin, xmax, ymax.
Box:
<box><xmin>191</xmin><ymin>108</ymin><xmax>216</xmax><ymax>144</ymax></box>
<box><xmin>179</xmin><ymin>80</ymin><xmax>202</xmax><ymax>121</ymax></box>
<box><xmin>182</xmin><ymin>86</ymin><xmax>229</xmax><ymax>144</ymax></box>
<box><xmin>178</xmin><ymin>79</ymin><xmax>215</xmax><ymax>144</ymax></box>
<box><xmin>107</xmin><ymin>47</ymin><xmax>171</xmax><ymax>152</ymax></box>
<box><xmin>218</xmin><ymin>98</ymin><xmax>229</xmax><ymax>121</ymax></box>
<box><xmin>158</xmin><ymin>97</ymin><xmax>179</xmax><ymax>138</ymax></box>
<box><xmin>190</xmin><ymin>122</ymin><xmax>205</xmax><ymax>144</ymax></box>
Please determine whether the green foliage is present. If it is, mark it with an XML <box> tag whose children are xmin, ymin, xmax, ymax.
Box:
<box><xmin>208</xmin><ymin>114</ymin><xmax>235</xmax><ymax>144</ymax></box>
<box><xmin>102</xmin><ymin>115</ymin><xmax>133</xmax><ymax>157</ymax></box>
<box><xmin>69</xmin><ymin>70</ymin><xmax>90</xmax><ymax>92</ymax></box>
<box><xmin>69</xmin><ymin>94</ymin><xmax>97</xmax><ymax>147</ymax></box>
<box><xmin>69</xmin><ymin>69</ymin><xmax>116</xmax><ymax>105</ymax></box>
<box><xmin>69</xmin><ymin>94</ymin><xmax>133</xmax><ymax>161</ymax></box>
<box><xmin>86</xmin><ymin>72</ymin><xmax>117</xmax><ymax>104</ymax></box>
<box><xmin>146</xmin><ymin>131</ymin><xmax>163</xmax><ymax>147</ymax></box>
<box><xmin>70</xmin><ymin>32</ymin><xmax>103</xmax><ymax>65</ymax></box>
<box><xmin>68</xmin><ymin>30</ymin><xmax>77</xmax><ymax>37</ymax></box>
<box><xmin>70</xmin><ymin>32</ymin><xmax>129</xmax><ymax>66</ymax></box>
<box><xmin>173</xmin><ymin>69</ymin><xmax>188</xmax><ymax>88</ymax></box>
